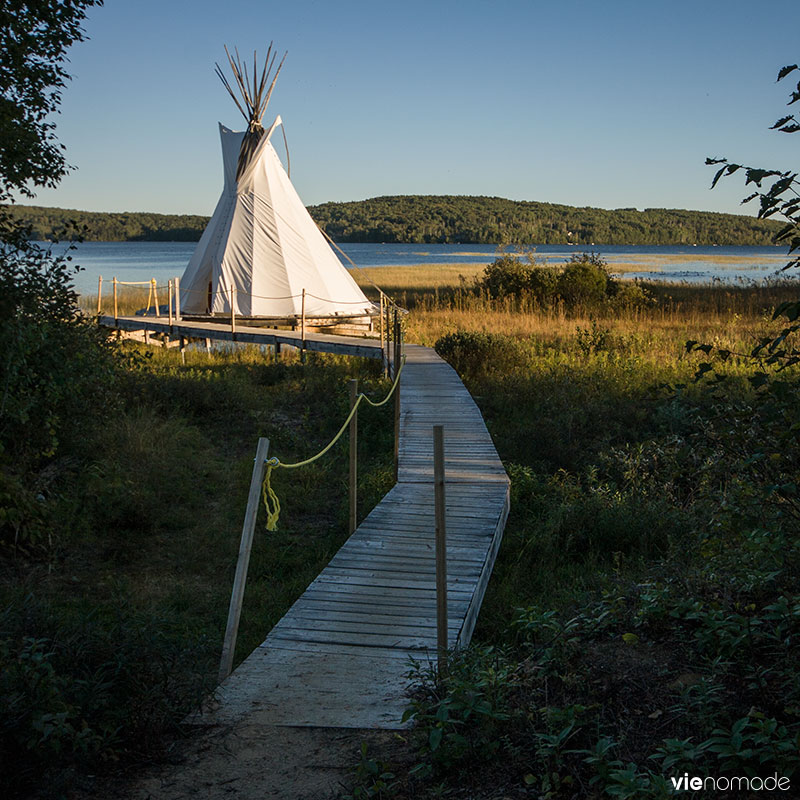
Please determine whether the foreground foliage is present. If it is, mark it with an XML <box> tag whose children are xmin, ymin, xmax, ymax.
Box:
<box><xmin>346</xmin><ymin>283</ymin><xmax>800</xmax><ymax>798</ymax></box>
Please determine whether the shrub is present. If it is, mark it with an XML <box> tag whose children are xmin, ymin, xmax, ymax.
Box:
<box><xmin>478</xmin><ymin>254</ymin><xmax>535</xmax><ymax>299</ymax></box>
<box><xmin>434</xmin><ymin>331</ymin><xmax>527</xmax><ymax>382</ymax></box>
<box><xmin>556</xmin><ymin>253</ymin><xmax>610</xmax><ymax>307</ymax></box>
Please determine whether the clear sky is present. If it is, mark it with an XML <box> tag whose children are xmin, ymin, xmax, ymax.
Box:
<box><xmin>22</xmin><ymin>0</ymin><xmax>799</xmax><ymax>217</ymax></box>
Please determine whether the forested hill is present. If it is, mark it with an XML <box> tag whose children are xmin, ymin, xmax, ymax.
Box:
<box><xmin>309</xmin><ymin>196</ymin><xmax>783</xmax><ymax>245</ymax></box>
<box><xmin>7</xmin><ymin>195</ymin><xmax>783</xmax><ymax>246</ymax></box>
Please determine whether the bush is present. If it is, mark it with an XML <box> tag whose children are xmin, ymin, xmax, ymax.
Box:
<box><xmin>556</xmin><ymin>253</ymin><xmax>610</xmax><ymax>306</ymax></box>
<box><xmin>434</xmin><ymin>331</ymin><xmax>527</xmax><ymax>381</ymax></box>
<box><xmin>479</xmin><ymin>254</ymin><xmax>535</xmax><ymax>299</ymax></box>
<box><xmin>0</xmin><ymin>599</ymin><xmax>213</xmax><ymax>798</ymax></box>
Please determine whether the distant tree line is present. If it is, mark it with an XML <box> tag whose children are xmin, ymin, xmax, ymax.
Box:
<box><xmin>8</xmin><ymin>194</ymin><xmax>785</xmax><ymax>245</ymax></box>
<box><xmin>7</xmin><ymin>205</ymin><xmax>209</xmax><ymax>241</ymax></box>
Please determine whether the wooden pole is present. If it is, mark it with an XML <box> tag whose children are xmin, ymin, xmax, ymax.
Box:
<box><xmin>97</xmin><ymin>275</ymin><xmax>103</xmax><ymax>315</ymax></box>
<box><xmin>230</xmin><ymin>283</ymin><xmax>236</xmax><ymax>335</ymax></box>
<box><xmin>113</xmin><ymin>277</ymin><xmax>118</xmax><ymax>325</ymax></box>
<box><xmin>433</xmin><ymin>424</ymin><xmax>448</xmax><ymax>676</ymax></box>
<box><xmin>152</xmin><ymin>279</ymin><xmax>160</xmax><ymax>317</ymax></box>
<box><xmin>179</xmin><ymin>336</ymin><xmax>186</xmax><ymax>365</ymax></box>
<box><xmin>349</xmin><ymin>378</ymin><xmax>358</xmax><ymax>534</ymax></box>
<box><xmin>168</xmin><ymin>280</ymin><xmax>173</xmax><ymax>327</ymax></box>
<box><xmin>300</xmin><ymin>288</ymin><xmax>306</xmax><ymax>364</ymax></box>
<box><xmin>175</xmin><ymin>276</ymin><xmax>181</xmax><ymax>322</ymax></box>
<box><xmin>205</xmin><ymin>338</ymin><xmax>212</xmax><ymax>359</ymax></box>
<box><xmin>393</xmin><ymin>311</ymin><xmax>399</xmax><ymax>379</ymax></box>
<box><xmin>219</xmin><ymin>437</ymin><xmax>271</xmax><ymax>683</ymax></box>
<box><xmin>379</xmin><ymin>292</ymin><xmax>386</xmax><ymax>378</ymax></box>
<box><xmin>386</xmin><ymin>303</ymin><xmax>392</xmax><ymax>377</ymax></box>
<box><xmin>394</xmin><ymin>336</ymin><xmax>401</xmax><ymax>482</ymax></box>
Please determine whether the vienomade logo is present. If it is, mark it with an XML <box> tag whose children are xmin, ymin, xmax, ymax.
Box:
<box><xmin>669</xmin><ymin>773</ymin><xmax>791</xmax><ymax>792</ymax></box>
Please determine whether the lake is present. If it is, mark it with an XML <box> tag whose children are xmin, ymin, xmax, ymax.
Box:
<box><xmin>43</xmin><ymin>240</ymin><xmax>796</xmax><ymax>295</ymax></box>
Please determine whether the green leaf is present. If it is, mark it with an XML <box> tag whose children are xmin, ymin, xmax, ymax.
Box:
<box><xmin>429</xmin><ymin>726</ymin><xmax>443</xmax><ymax>752</ymax></box>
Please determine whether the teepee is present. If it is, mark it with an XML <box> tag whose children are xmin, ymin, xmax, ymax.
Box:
<box><xmin>180</xmin><ymin>46</ymin><xmax>374</xmax><ymax>319</ymax></box>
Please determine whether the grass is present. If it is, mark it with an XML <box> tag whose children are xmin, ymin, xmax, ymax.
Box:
<box><xmin>0</xmin><ymin>343</ymin><xmax>396</xmax><ymax>797</ymax></box>
<box><xmin>11</xmin><ymin>259</ymin><xmax>800</xmax><ymax>798</ymax></box>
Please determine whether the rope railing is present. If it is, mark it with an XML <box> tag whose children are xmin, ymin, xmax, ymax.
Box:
<box><xmin>261</xmin><ymin>355</ymin><xmax>405</xmax><ymax>531</ymax></box>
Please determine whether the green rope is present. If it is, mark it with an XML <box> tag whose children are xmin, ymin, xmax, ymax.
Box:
<box><xmin>261</xmin><ymin>356</ymin><xmax>405</xmax><ymax>530</ymax></box>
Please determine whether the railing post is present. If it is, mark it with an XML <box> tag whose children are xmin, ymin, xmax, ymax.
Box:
<box><xmin>152</xmin><ymin>278</ymin><xmax>160</xmax><ymax>317</ymax></box>
<box><xmin>219</xmin><ymin>437</ymin><xmax>271</xmax><ymax>683</ymax></box>
<box><xmin>97</xmin><ymin>275</ymin><xmax>103</xmax><ymax>315</ymax></box>
<box><xmin>349</xmin><ymin>378</ymin><xmax>358</xmax><ymax>534</ymax></box>
<box><xmin>301</xmin><ymin>288</ymin><xmax>306</xmax><ymax>364</ymax></box>
<box><xmin>394</xmin><ymin>358</ymin><xmax>401</xmax><ymax>482</ymax></box>
<box><xmin>433</xmin><ymin>424</ymin><xmax>448</xmax><ymax>676</ymax></box>
<box><xmin>113</xmin><ymin>276</ymin><xmax>118</xmax><ymax>325</ymax></box>
<box><xmin>168</xmin><ymin>280</ymin><xmax>173</xmax><ymax>327</ymax></box>
<box><xmin>230</xmin><ymin>283</ymin><xmax>236</xmax><ymax>335</ymax></box>
<box><xmin>379</xmin><ymin>292</ymin><xmax>386</xmax><ymax>378</ymax></box>
<box><xmin>175</xmin><ymin>275</ymin><xmax>181</xmax><ymax>322</ymax></box>
<box><xmin>386</xmin><ymin>302</ymin><xmax>392</xmax><ymax>377</ymax></box>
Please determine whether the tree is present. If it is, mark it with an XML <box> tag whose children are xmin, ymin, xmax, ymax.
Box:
<box><xmin>0</xmin><ymin>0</ymin><xmax>102</xmax><ymax>210</ymax></box>
<box><xmin>707</xmin><ymin>64</ymin><xmax>799</xmax><ymax>272</ymax></box>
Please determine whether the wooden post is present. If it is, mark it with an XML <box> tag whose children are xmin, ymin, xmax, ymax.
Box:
<box><xmin>394</xmin><ymin>341</ymin><xmax>401</xmax><ymax>482</ymax></box>
<box><xmin>97</xmin><ymin>275</ymin><xmax>103</xmax><ymax>315</ymax></box>
<box><xmin>393</xmin><ymin>311</ymin><xmax>400</xmax><ymax>380</ymax></box>
<box><xmin>205</xmin><ymin>338</ymin><xmax>212</xmax><ymax>359</ymax></box>
<box><xmin>180</xmin><ymin>336</ymin><xmax>187</xmax><ymax>365</ymax></box>
<box><xmin>219</xmin><ymin>437</ymin><xmax>271</xmax><ymax>683</ymax></box>
<box><xmin>152</xmin><ymin>279</ymin><xmax>160</xmax><ymax>317</ymax></box>
<box><xmin>175</xmin><ymin>275</ymin><xmax>181</xmax><ymax>321</ymax></box>
<box><xmin>275</xmin><ymin>341</ymin><xmax>281</xmax><ymax>363</ymax></box>
<box><xmin>168</xmin><ymin>280</ymin><xmax>173</xmax><ymax>327</ymax></box>
<box><xmin>433</xmin><ymin>424</ymin><xmax>448</xmax><ymax>676</ymax></box>
<box><xmin>300</xmin><ymin>288</ymin><xmax>306</xmax><ymax>364</ymax></box>
<box><xmin>386</xmin><ymin>303</ymin><xmax>392</xmax><ymax>377</ymax></box>
<box><xmin>349</xmin><ymin>379</ymin><xmax>358</xmax><ymax>534</ymax></box>
<box><xmin>379</xmin><ymin>292</ymin><xmax>386</xmax><ymax>378</ymax></box>
<box><xmin>230</xmin><ymin>283</ymin><xmax>236</xmax><ymax>335</ymax></box>
<box><xmin>113</xmin><ymin>276</ymin><xmax>118</xmax><ymax>325</ymax></box>
<box><xmin>144</xmin><ymin>328</ymin><xmax>150</xmax><ymax>346</ymax></box>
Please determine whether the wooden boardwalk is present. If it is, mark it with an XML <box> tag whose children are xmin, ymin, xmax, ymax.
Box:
<box><xmin>100</xmin><ymin>317</ymin><xmax>509</xmax><ymax>729</ymax></box>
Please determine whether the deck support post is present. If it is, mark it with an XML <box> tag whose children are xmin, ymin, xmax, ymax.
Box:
<box><xmin>300</xmin><ymin>288</ymin><xmax>306</xmax><ymax>364</ymax></box>
<box><xmin>219</xmin><ymin>436</ymin><xmax>271</xmax><ymax>683</ymax></box>
<box><xmin>205</xmin><ymin>338</ymin><xmax>212</xmax><ymax>359</ymax></box>
<box><xmin>349</xmin><ymin>379</ymin><xmax>358</xmax><ymax>534</ymax></box>
<box><xmin>180</xmin><ymin>336</ymin><xmax>187</xmax><ymax>365</ymax></box>
<box><xmin>97</xmin><ymin>276</ymin><xmax>102</xmax><ymax>315</ymax></box>
<box><xmin>433</xmin><ymin>424</ymin><xmax>448</xmax><ymax>676</ymax></box>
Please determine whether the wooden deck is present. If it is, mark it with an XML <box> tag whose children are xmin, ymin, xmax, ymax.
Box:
<box><xmin>100</xmin><ymin>315</ymin><xmax>384</xmax><ymax>360</ymax></box>
<box><xmin>101</xmin><ymin>316</ymin><xmax>509</xmax><ymax>729</ymax></box>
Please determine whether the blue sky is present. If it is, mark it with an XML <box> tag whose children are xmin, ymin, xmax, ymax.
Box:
<box><xmin>24</xmin><ymin>0</ymin><xmax>799</xmax><ymax>216</ymax></box>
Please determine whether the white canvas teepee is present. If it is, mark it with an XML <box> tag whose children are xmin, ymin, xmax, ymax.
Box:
<box><xmin>180</xmin><ymin>47</ymin><xmax>373</xmax><ymax>319</ymax></box>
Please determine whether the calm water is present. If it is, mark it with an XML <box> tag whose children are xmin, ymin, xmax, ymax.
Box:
<box><xmin>43</xmin><ymin>240</ymin><xmax>796</xmax><ymax>295</ymax></box>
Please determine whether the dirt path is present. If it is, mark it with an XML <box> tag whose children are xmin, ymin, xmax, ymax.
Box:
<box><xmin>84</xmin><ymin>723</ymin><xmax>406</xmax><ymax>800</ymax></box>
